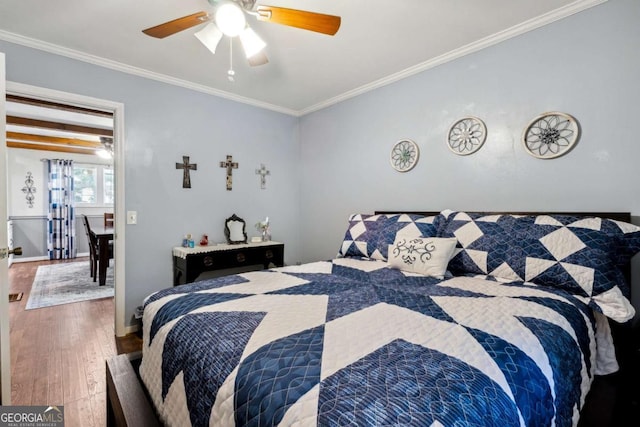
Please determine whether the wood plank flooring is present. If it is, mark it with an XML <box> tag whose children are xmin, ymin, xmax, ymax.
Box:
<box><xmin>8</xmin><ymin>259</ymin><xmax>141</xmax><ymax>427</ymax></box>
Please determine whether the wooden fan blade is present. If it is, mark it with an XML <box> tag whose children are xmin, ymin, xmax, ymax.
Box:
<box><xmin>142</xmin><ymin>11</ymin><xmax>211</xmax><ymax>38</ymax></box>
<box><xmin>248</xmin><ymin>51</ymin><xmax>269</xmax><ymax>67</ymax></box>
<box><xmin>256</xmin><ymin>6</ymin><xmax>341</xmax><ymax>35</ymax></box>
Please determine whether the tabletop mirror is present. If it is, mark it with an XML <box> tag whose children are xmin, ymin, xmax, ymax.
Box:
<box><xmin>225</xmin><ymin>214</ymin><xmax>247</xmax><ymax>244</ymax></box>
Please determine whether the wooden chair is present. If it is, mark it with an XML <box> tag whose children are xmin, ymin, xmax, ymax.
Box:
<box><xmin>82</xmin><ymin>215</ymin><xmax>97</xmax><ymax>280</ymax></box>
<box><xmin>104</xmin><ymin>212</ymin><xmax>114</xmax><ymax>227</ymax></box>
<box><xmin>82</xmin><ymin>214</ymin><xmax>113</xmax><ymax>282</ymax></box>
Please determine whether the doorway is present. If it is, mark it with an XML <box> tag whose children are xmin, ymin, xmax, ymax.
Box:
<box><xmin>0</xmin><ymin>82</ymin><xmax>128</xmax><ymax>412</ymax></box>
<box><xmin>6</xmin><ymin>95</ymin><xmax>114</xmax><ymax>267</ymax></box>
<box><xmin>5</xmin><ymin>82</ymin><xmax>126</xmax><ymax>337</ymax></box>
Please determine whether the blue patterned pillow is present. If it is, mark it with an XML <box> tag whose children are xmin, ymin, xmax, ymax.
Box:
<box><xmin>439</xmin><ymin>210</ymin><xmax>636</xmax><ymax>322</ymax></box>
<box><xmin>338</xmin><ymin>213</ymin><xmax>440</xmax><ymax>261</ymax></box>
<box><xmin>597</xmin><ymin>219</ymin><xmax>640</xmax><ymax>269</ymax></box>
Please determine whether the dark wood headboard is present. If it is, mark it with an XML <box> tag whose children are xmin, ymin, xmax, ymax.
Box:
<box><xmin>375</xmin><ymin>211</ymin><xmax>631</xmax><ymax>223</ymax></box>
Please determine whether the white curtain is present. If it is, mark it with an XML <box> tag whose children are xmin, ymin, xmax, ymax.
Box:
<box><xmin>47</xmin><ymin>159</ymin><xmax>76</xmax><ymax>259</ymax></box>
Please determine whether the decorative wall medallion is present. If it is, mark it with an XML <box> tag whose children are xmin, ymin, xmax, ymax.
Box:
<box><xmin>523</xmin><ymin>112</ymin><xmax>579</xmax><ymax>159</ymax></box>
<box><xmin>447</xmin><ymin>116</ymin><xmax>487</xmax><ymax>155</ymax></box>
<box><xmin>390</xmin><ymin>139</ymin><xmax>419</xmax><ymax>172</ymax></box>
<box><xmin>21</xmin><ymin>171</ymin><xmax>36</xmax><ymax>208</ymax></box>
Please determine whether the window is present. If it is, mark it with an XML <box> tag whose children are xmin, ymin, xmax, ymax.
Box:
<box><xmin>73</xmin><ymin>164</ymin><xmax>113</xmax><ymax>206</ymax></box>
<box><xmin>103</xmin><ymin>167</ymin><xmax>114</xmax><ymax>204</ymax></box>
<box><xmin>73</xmin><ymin>165</ymin><xmax>97</xmax><ymax>204</ymax></box>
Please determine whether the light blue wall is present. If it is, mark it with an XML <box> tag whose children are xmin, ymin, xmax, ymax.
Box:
<box><xmin>299</xmin><ymin>0</ymin><xmax>640</xmax><ymax>269</ymax></box>
<box><xmin>3</xmin><ymin>0</ymin><xmax>640</xmax><ymax>326</ymax></box>
<box><xmin>0</xmin><ymin>40</ymin><xmax>300</xmax><ymax>326</ymax></box>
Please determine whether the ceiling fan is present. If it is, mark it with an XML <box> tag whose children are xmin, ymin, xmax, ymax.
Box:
<box><xmin>142</xmin><ymin>0</ymin><xmax>341</xmax><ymax>72</ymax></box>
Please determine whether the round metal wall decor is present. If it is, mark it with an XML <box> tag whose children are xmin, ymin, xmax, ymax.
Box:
<box><xmin>390</xmin><ymin>139</ymin><xmax>419</xmax><ymax>172</ymax></box>
<box><xmin>447</xmin><ymin>116</ymin><xmax>487</xmax><ymax>155</ymax></box>
<box><xmin>522</xmin><ymin>112</ymin><xmax>579</xmax><ymax>159</ymax></box>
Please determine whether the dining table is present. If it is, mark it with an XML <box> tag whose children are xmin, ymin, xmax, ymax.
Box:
<box><xmin>89</xmin><ymin>225</ymin><xmax>114</xmax><ymax>286</ymax></box>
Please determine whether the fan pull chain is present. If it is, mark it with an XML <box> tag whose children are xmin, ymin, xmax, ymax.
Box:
<box><xmin>228</xmin><ymin>38</ymin><xmax>235</xmax><ymax>82</ymax></box>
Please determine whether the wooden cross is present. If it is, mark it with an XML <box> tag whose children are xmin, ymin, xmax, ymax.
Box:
<box><xmin>255</xmin><ymin>164</ymin><xmax>270</xmax><ymax>189</ymax></box>
<box><xmin>176</xmin><ymin>156</ymin><xmax>197</xmax><ymax>188</ymax></box>
<box><xmin>219</xmin><ymin>155</ymin><xmax>239</xmax><ymax>191</ymax></box>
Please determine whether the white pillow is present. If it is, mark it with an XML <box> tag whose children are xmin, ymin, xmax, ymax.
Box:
<box><xmin>388</xmin><ymin>237</ymin><xmax>457</xmax><ymax>279</ymax></box>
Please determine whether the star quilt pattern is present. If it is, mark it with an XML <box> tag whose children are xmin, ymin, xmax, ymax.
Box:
<box><xmin>139</xmin><ymin>258</ymin><xmax>608</xmax><ymax>427</ymax></box>
<box><xmin>338</xmin><ymin>213</ymin><xmax>440</xmax><ymax>261</ymax></box>
<box><xmin>439</xmin><ymin>211</ymin><xmax>635</xmax><ymax>322</ymax></box>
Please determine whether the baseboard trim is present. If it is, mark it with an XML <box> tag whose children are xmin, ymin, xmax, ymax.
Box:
<box><xmin>11</xmin><ymin>256</ymin><xmax>49</xmax><ymax>263</ymax></box>
<box><xmin>122</xmin><ymin>323</ymin><xmax>140</xmax><ymax>337</ymax></box>
<box><xmin>11</xmin><ymin>252</ymin><xmax>90</xmax><ymax>264</ymax></box>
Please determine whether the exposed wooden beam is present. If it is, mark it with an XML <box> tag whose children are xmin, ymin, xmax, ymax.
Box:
<box><xmin>7</xmin><ymin>132</ymin><xmax>102</xmax><ymax>148</ymax></box>
<box><xmin>7</xmin><ymin>116</ymin><xmax>113</xmax><ymax>137</ymax></box>
<box><xmin>7</xmin><ymin>141</ymin><xmax>99</xmax><ymax>155</ymax></box>
<box><xmin>6</xmin><ymin>94</ymin><xmax>113</xmax><ymax>118</ymax></box>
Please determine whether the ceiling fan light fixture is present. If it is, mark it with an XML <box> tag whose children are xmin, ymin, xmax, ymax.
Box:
<box><xmin>215</xmin><ymin>2</ymin><xmax>246</xmax><ymax>37</ymax></box>
<box><xmin>195</xmin><ymin>23</ymin><xmax>223</xmax><ymax>54</ymax></box>
<box><xmin>239</xmin><ymin>27</ymin><xmax>266</xmax><ymax>59</ymax></box>
<box><xmin>98</xmin><ymin>137</ymin><xmax>113</xmax><ymax>159</ymax></box>
<box><xmin>97</xmin><ymin>149</ymin><xmax>113</xmax><ymax>159</ymax></box>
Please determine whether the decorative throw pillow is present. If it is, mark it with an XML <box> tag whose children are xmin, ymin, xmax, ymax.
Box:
<box><xmin>438</xmin><ymin>210</ymin><xmax>636</xmax><ymax>322</ymax></box>
<box><xmin>387</xmin><ymin>236</ymin><xmax>457</xmax><ymax>279</ymax></box>
<box><xmin>338</xmin><ymin>213</ymin><xmax>440</xmax><ymax>261</ymax></box>
<box><xmin>596</xmin><ymin>218</ymin><xmax>640</xmax><ymax>269</ymax></box>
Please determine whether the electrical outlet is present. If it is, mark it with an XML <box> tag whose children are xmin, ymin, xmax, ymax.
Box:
<box><xmin>127</xmin><ymin>211</ymin><xmax>137</xmax><ymax>225</ymax></box>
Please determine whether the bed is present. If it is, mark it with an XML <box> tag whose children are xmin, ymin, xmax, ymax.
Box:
<box><xmin>107</xmin><ymin>210</ymin><xmax>640</xmax><ymax>427</ymax></box>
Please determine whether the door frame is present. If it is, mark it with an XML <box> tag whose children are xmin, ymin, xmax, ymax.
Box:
<box><xmin>6</xmin><ymin>81</ymin><xmax>127</xmax><ymax>336</ymax></box>
<box><xmin>1</xmin><ymin>52</ymin><xmax>9</xmax><ymax>404</ymax></box>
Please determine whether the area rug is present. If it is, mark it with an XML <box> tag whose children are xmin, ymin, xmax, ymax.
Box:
<box><xmin>25</xmin><ymin>261</ymin><xmax>113</xmax><ymax>310</ymax></box>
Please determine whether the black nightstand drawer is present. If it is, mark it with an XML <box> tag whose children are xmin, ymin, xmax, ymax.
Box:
<box><xmin>173</xmin><ymin>243</ymin><xmax>284</xmax><ymax>285</ymax></box>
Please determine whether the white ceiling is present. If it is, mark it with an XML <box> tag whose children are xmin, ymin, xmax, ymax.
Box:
<box><xmin>0</xmin><ymin>0</ymin><xmax>604</xmax><ymax>116</ymax></box>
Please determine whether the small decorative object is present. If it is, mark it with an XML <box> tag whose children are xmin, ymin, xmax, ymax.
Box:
<box><xmin>176</xmin><ymin>156</ymin><xmax>197</xmax><ymax>188</ymax></box>
<box><xmin>447</xmin><ymin>116</ymin><xmax>487</xmax><ymax>155</ymax></box>
<box><xmin>183</xmin><ymin>234</ymin><xmax>193</xmax><ymax>248</ymax></box>
<box><xmin>255</xmin><ymin>164</ymin><xmax>271</xmax><ymax>189</ymax></box>
<box><xmin>199</xmin><ymin>234</ymin><xmax>209</xmax><ymax>246</ymax></box>
<box><xmin>390</xmin><ymin>139</ymin><xmax>419</xmax><ymax>172</ymax></box>
<box><xmin>225</xmin><ymin>214</ymin><xmax>247</xmax><ymax>244</ymax></box>
<box><xmin>255</xmin><ymin>217</ymin><xmax>271</xmax><ymax>241</ymax></box>
<box><xmin>21</xmin><ymin>171</ymin><xmax>37</xmax><ymax>208</ymax></box>
<box><xmin>523</xmin><ymin>112</ymin><xmax>579</xmax><ymax>159</ymax></box>
<box><xmin>220</xmin><ymin>155</ymin><xmax>239</xmax><ymax>191</ymax></box>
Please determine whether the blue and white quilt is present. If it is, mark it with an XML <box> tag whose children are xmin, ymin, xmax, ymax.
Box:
<box><xmin>139</xmin><ymin>258</ymin><xmax>613</xmax><ymax>427</ymax></box>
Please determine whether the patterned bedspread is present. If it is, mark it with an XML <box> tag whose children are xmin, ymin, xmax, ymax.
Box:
<box><xmin>139</xmin><ymin>258</ymin><xmax>609</xmax><ymax>427</ymax></box>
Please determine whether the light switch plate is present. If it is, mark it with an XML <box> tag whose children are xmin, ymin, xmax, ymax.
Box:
<box><xmin>127</xmin><ymin>211</ymin><xmax>137</xmax><ymax>225</ymax></box>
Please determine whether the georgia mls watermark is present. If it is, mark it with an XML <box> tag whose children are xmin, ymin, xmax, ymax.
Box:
<box><xmin>0</xmin><ymin>406</ymin><xmax>64</xmax><ymax>427</ymax></box>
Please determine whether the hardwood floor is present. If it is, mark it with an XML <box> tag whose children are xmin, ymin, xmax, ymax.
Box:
<box><xmin>7</xmin><ymin>258</ymin><xmax>140</xmax><ymax>427</ymax></box>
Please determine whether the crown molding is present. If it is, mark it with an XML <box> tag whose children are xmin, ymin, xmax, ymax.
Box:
<box><xmin>0</xmin><ymin>30</ymin><xmax>298</xmax><ymax>117</ymax></box>
<box><xmin>0</xmin><ymin>0</ymin><xmax>606</xmax><ymax>117</ymax></box>
<box><xmin>298</xmin><ymin>0</ymin><xmax>607</xmax><ymax>116</ymax></box>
